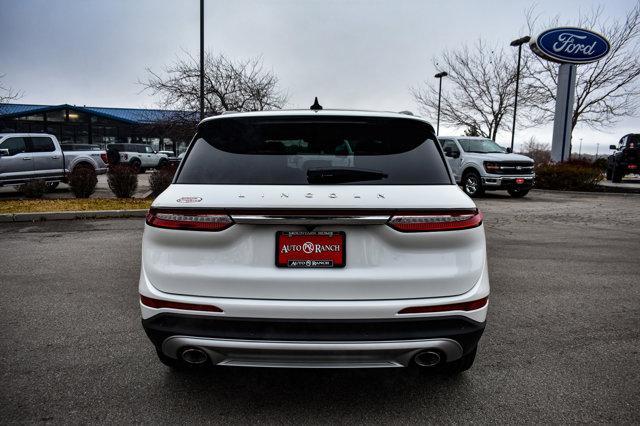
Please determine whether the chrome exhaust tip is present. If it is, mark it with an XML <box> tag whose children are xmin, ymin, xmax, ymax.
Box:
<box><xmin>414</xmin><ymin>351</ymin><xmax>442</xmax><ymax>367</ymax></box>
<box><xmin>180</xmin><ymin>347</ymin><xmax>208</xmax><ymax>365</ymax></box>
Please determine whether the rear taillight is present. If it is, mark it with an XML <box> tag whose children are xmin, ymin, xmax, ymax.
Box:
<box><xmin>140</xmin><ymin>295</ymin><xmax>223</xmax><ymax>312</ymax></box>
<box><xmin>146</xmin><ymin>208</ymin><xmax>234</xmax><ymax>231</ymax></box>
<box><xmin>387</xmin><ymin>211</ymin><xmax>483</xmax><ymax>232</ymax></box>
<box><xmin>100</xmin><ymin>153</ymin><xmax>108</xmax><ymax>164</ymax></box>
<box><xmin>398</xmin><ymin>297</ymin><xmax>488</xmax><ymax>314</ymax></box>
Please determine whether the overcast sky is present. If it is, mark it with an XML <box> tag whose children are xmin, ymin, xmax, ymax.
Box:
<box><xmin>0</xmin><ymin>0</ymin><xmax>637</xmax><ymax>153</ymax></box>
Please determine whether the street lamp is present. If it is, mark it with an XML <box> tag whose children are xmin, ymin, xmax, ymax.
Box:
<box><xmin>434</xmin><ymin>71</ymin><xmax>448</xmax><ymax>136</ymax></box>
<box><xmin>579</xmin><ymin>138</ymin><xmax>583</xmax><ymax>156</ymax></box>
<box><xmin>509</xmin><ymin>35</ymin><xmax>531</xmax><ymax>151</ymax></box>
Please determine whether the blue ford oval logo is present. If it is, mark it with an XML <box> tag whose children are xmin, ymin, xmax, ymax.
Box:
<box><xmin>531</xmin><ymin>27</ymin><xmax>610</xmax><ymax>64</ymax></box>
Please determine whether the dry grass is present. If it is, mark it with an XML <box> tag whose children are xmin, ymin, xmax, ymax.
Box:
<box><xmin>0</xmin><ymin>198</ymin><xmax>152</xmax><ymax>214</ymax></box>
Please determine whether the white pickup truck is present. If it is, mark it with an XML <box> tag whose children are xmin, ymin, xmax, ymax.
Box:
<box><xmin>438</xmin><ymin>136</ymin><xmax>535</xmax><ymax>198</ymax></box>
<box><xmin>0</xmin><ymin>133</ymin><xmax>108</xmax><ymax>188</ymax></box>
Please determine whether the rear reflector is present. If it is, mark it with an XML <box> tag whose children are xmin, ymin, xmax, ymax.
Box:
<box><xmin>100</xmin><ymin>153</ymin><xmax>108</xmax><ymax>164</ymax></box>
<box><xmin>398</xmin><ymin>297</ymin><xmax>488</xmax><ymax>314</ymax></box>
<box><xmin>146</xmin><ymin>209</ymin><xmax>234</xmax><ymax>231</ymax></box>
<box><xmin>515</xmin><ymin>178</ymin><xmax>525</xmax><ymax>184</ymax></box>
<box><xmin>387</xmin><ymin>211</ymin><xmax>483</xmax><ymax>232</ymax></box>
<box><xmin>140</xmin><ymin>295</ymin><xmax>223</xmax><ymax>312</ymax></box>
<box><xmin>628</xmin><ymin>164</ymin><xmax>637</xmax><ymax>169</ymax></box>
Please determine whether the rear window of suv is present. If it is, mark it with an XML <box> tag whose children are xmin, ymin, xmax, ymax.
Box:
<box><xmin>176</xmin><ymin>116</ymin><xmax>451</xmax><ymax>185</ymax></box>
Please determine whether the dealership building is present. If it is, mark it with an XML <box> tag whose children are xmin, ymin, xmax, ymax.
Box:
<box><xmin>0</xmin><ymin>103</ymin><xmax>196</xmax><ymax>153</ymax></box>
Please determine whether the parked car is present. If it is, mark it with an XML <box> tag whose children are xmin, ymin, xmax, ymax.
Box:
<box><xmin>607</xmin><ymin>134</ymin><xmax>640</xmax><ymax>182</ymax></box>
<box><xmin>438</xmin><ymin>136</ymin><xmax>535</xmax><ymax>198</ymax></box>
<box><xmin>158</xmin><ymin>150</ymin><xmax>181</xmax><ymax>167</ymax></box>
<box><xmin>140</xmin><ymin>110</ymin><xmax>490</xmax><ymax>374</ymax></box>
<box><xmin>0</xmin><ymin>133</ymin><xmax>107</xmax><ymax>188</ymax></box>
<box><xmin>106</xmin><ymin>143</ymin><xmax>169</xmax><ymax>172</ymax></box>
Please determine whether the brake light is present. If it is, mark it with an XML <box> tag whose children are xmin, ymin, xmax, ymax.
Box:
<box><xmin>146</xmin><ymin>208</ymin><xmax>234</xmax><ymax>231</ymax></box>
<box><xmin>140</xmin><ymin>295</ymin><xmax>223</xmax><ymax>312</ymax></box>
<box><xmin>398</xmin><ymin>297</ymin><xmax>488</xmax><ymax>314</ymax></box>
<box><xmin>100</xmin><ymin>153</ymin><xmax>108</xmax><ymax>164</ymax></box>
<box><xmin>387</xmin><ymin>211</ymin><xmax>483</xmax><ymax>232</ymax></box>
<box><xmin>628</xmin><ymin>164</ymin><xmax>638</xmax><ymax>169</ymax></box>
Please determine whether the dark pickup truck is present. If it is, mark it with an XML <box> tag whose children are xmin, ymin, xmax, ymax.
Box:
<box><xmin>607</xmin><ymin>134</ymin><xmax>640</xmax><ymax>183</ymax></box>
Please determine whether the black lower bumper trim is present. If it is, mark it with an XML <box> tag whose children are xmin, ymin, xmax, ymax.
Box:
<box><xmin>142</xmin><ymin>314</ymin><xmax>485</xmax><ymax>355</ymax></box>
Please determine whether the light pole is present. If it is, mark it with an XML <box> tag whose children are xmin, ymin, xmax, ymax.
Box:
<box><xmin>199</xmin><ymin>0</ymin><xmax>205</xmax><ymax>122</ymax></box>
<box><xmin>509</xmin><ymin>35</ymin><xmax>531</xmax><ymax>152</ymax></box>
<box><xmin>596</xmin><ymin>142</ymin><xmax>600</xmax><ymax>157</ymax></box>
<box><xmin>579</xmin><ymin>138</ymin><xmax>583</xmax><ymax>156</ymax></box>
<box><xmin>434</xmin><ymin>71</ymin><xmax>448</xmax><ymax>136</ymax></box>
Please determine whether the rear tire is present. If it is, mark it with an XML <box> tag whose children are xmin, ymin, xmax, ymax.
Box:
<box><xmin>462</xmin><ymin>170</ymin><xmax>484</xmax><ymax>197</ymax></box>
<box><xmin>611</xmin><ymin>165</ymin><xmax>623</xmax><ymax>183</ymax></box>
<box><xmin>507</xmin><ymin>188</ymin><xmax>529</xmax><ymax>198</ymax></box>
<box><xmin>130</xmin><ymin>159</ymin><xmax>141</xmax><ymax>173</ymax></box>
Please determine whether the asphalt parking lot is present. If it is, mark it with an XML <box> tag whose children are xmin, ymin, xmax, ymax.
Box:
<box><xmin>1</xmin><ymin>190</ymin><xmax>639</xmax><ymax>424</ymax></box>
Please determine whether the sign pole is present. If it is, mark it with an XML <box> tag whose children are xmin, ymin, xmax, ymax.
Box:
<box><xmin>551</xmin><ymin>63</ymin><xmax>576</xmax><ymax>162</ymax></box>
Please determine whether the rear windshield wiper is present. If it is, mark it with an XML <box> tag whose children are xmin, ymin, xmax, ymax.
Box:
<box><xmin>307</xmin><ymin>168</ymin><xmax>389</xmax><ymax>184</ymax></box>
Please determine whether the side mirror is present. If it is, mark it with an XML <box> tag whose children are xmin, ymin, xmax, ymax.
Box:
<box><xmin>0</xmin><ymin>148</ymin><xmax>9</xmax><ymax>157</ymax></box>
<box><xmin>609</xmin><ymin>145</ymin><xmax>617</xmax><ymax>150</ymax></box>
<box><xmin>444</xmin><ymin>146</ymin><xmax>453</xmax><ymax>157</ymax></box>
<box><xmin>506</xmin><ymin>147</ymin><xmax>513</xmax><ymax>153</ymax></box>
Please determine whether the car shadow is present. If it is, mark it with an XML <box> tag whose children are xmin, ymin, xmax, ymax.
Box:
<box><xmin>157</xmin><ymin>366</ymin><xmax>477</xmax><ymax>419</ymax></box>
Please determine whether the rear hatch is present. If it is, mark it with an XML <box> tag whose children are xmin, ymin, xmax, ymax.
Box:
<box><xmin>143</xmin><ymin>113</ymin><xmax>485</xmax><ymax>301</ymax></box>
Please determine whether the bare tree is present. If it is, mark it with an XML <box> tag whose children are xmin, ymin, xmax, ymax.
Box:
<box><xmin>140</xmin><ymin>51</ymin><xmax>288</xmax><ymax>117</ymax></box>
<box><xmin>523</xmin><ymin>3</ymin><xmax>640</xmax><ymax>132</ymax></box>
<box><xmin>519</xmin><ymin>136</ymin><xmax>551</xmax><ymax>164</ymax></box>
<box><xmin>412</xmin><ymin>40</ymin><xmax>523</xmax><ymax>140</ymax></box>
<box><xmin>0</xmin><ymin>73</ymin><xmax>22</xmax><ymax>103</ymax></box>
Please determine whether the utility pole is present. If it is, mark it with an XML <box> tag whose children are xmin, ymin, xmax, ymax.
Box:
<box><xmin>509</xmin><ymin>35</ymin><xmax>531</xmax><ymax>152</ymax></box>
<box><xmin>199</xmin><ymin>0</ymin><xmax>205</xmax><ymax>122</ymax></box>
<box><xmin>434</xmin><ymin>71</ymin><xmax>448</xmax><ymax>136</ymax></box>
<box><xmin>596</xmin><ymin>142</ymin><xmax>599</xmax><ymax>157</ymax></box>
<box><xmin>579</xmin><ymin>138</ymin><xmax>583</xmax><ymax>156</ymax></box>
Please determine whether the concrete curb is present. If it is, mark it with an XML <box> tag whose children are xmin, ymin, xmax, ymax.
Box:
<box><xmin>0</xmin><ymin>209</ymin><xmax>148</xmax><ymax>223</ymax></box>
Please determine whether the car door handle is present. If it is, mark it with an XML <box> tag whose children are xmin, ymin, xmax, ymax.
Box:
<box><xmin>23</xmin><ymin>157</ymin><xmax>32</xmax><ymax>160</ymax></box>
<box><xmin>51</xmin><ymin>156</ymin><xmax>60</xmax><ymax>159</ymax></box>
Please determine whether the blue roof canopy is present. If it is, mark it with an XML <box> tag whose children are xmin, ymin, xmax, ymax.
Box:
<box><xmin>0</xmin><ymin>103</ymin><xmax>196</xmax><ymax>124</ymax></box>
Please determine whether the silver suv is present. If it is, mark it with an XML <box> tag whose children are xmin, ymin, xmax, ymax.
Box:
<box><xmin>438</xmin><ymin>136</ymin><xmax>535</xmax><ymax>198</ymax></box>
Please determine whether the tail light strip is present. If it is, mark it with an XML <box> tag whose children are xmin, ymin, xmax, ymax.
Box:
<box><xmin>146</xmin><ymin>208</ymin><xmax>483</xmax><ymax>232</ymax></box>
<box><xmin>398</xmin><ymin>297</ymin><xmax>488</xmax><ymax>314</ymax></box>
<box><xmin>146</xmin><ymin>209</ymin><xmax>234</xmax><ymax>231</ymax></box>
<box><xmin>387</xmin><ymin>211</ymin><xmax>483</xmax><ymax>232</ymax></box>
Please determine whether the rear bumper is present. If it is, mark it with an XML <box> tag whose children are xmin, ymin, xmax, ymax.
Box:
<box><xmin>143</xmin><ymin>314</ymin><xmax>485</xmax><ymax>368</ymax></box>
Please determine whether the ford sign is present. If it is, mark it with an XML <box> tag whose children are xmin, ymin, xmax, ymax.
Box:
<box><xmin>530</xmin><ymin>27</ymin><xmax>610</xmax><ymax>64</ymax></box>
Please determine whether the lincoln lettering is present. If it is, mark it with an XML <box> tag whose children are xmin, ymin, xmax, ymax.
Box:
<box><xmin>552</xmin><ymin>33</ymin><xmax>597</xmax><ymax>56</ymax></box>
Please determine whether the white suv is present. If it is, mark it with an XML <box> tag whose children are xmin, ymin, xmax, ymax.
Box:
<box><xmin>106</xmin><ymin>143</ymin><xmax>169</xmax><ymax>172</ymax></box>
<box><xmin>140</xmin><ymin>110</ymin><xmax>489</xmax><ymax>374</ymax></box>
